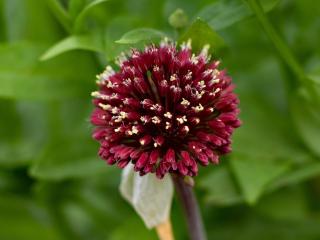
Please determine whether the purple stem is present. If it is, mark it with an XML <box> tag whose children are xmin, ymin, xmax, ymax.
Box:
<box><xmin>172</xmin><ymin>175</ymin><xmax>207</xmax><ymax>240</ymax></box>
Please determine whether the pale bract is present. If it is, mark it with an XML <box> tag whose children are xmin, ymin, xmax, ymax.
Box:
<box><xmin>120</xmin><ymin>164</ymin><xmax>174</xmax><ymax>228</ymax></box>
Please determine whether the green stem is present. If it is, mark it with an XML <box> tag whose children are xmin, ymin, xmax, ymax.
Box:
<box><xmin>244</xmin><ymin>0</ymin><xmax>306</xmax><ymax>82</ymax></box>
<box><xmin>43</xmin><ymin>182</ymin><xmax>80</xmax><ymax>240</ymax></box>
<box><xmin>48</xmin><ymin>202</ymin><xmax>78</xmax><ymax>240</ymax></box>
<box><xmin>46</xmin><ymin>0</ymin><xmax>72</xmax><ymax>33</ymax></box>
<box><xmin>0</xmin><ymin>0</ymin><xmax>7</xmax><ymax>42</ymax></box>
<box><xmin>245</xmin><ymin>0</ymin><xmax>320</xmax><ymax>101</ymax></box>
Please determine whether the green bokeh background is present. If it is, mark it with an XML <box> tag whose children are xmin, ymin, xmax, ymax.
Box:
<box><xmin>1</xmin><ymin>0</ymin><xmax>320</xmax><ymax>239</ymax></box>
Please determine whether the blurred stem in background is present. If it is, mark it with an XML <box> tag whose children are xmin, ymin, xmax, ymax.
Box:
<box><xmin>244</xmin><ymin>0</ymin><xmax>320</xmax><ymax>153</ymax></box>
<box><xmin>172</xmin><ymin>175</ymin><xmax>207</xmax><ymax>240</ymax></box>
<box><xmin>46</xmin><ymin>0</ymin><xmax>72</xmax><ymax>33</ymax></box>
<box><xmin>47</xmin><ymin>193</ymin><xmax>79</xmax><ymax>240</ymax></box>
<box><xmin>244</xmin><ymin>0</ymin><xmax>320</xmax><ymax>103</ymax></box>
<box><xmin>0</xmin><ymin>0</ymin><xmax>6</xmax><ymax>41</ymax></box>
<box><xmin>244</xmin><ymin>0</ymin><xmax>306</xmax><ymax>85</ymax></box>
<box><xmin>38</xmin><ymin>181</ymin><xmax>80</xmax><ymax>240</ymax></box>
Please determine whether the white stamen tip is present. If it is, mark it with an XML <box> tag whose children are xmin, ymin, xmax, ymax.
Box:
<box><xmin>119</xmin><ymin>111</ymin><xmax>127</xmax><ymax>119</ymax></box>
<box><xmin>152</xmin><ymin>116</ymin><xmax>161</xmax><ymax>124</ymax></box>
<box><xmin>191</xmin><ymin>54</ymin><xmax>199</xmax><ymax>64</ymax></box>
<box><xmin>176</xmin><ymin>115</ymin><xmax>187</xmax><ymax>124</ymax></box>
<box><xmin>131</xmin><ymin>126</ymin><xmax>139</xmax><ymax>134</ymax></box>
<box><xmin>98</xmin><ymin>103</ymin><xmax>111</xmax><ymax>111</ymax></box>
<box><xmin>91</xmin><ymin>91</ymin><xmax>99</xmax><ymax>97</ymax></box>
<box><xmin>180</xmin><ymin>39</ymin><xmax>192</xmax><ymax>50</ymax></box>
<box><xmin>192</xmin><ymin>104</ymin><xmax>204</xmax><ymax>112</ymax></box>
<box><xmin>111</xmin><ymin>107</ymin><xmax>119</xmax><ymax>114</ymax></box>
<box><xmin>213</xmin><ymin>88</ymin><xmax>221</xmax><ymax>95</ymax></box>
<box><xmin>140</xmin><ymin>116</ymin><xmax>148</xmax><ymax>124</ymax></box>
<box><xmin>153</xmin><ymin>65</ymin><xmax>160</xmax><ymax>72</ymax></box>
<box><xmin>114</xmin><ymin>127</ymin><xmax>121</xmax><ymax>133</ymax></box>
<box><xmin>185</xmin><ymin>71</ymin><xmax>192</xmax><ymax>80</ymax></box>
<box><xmin>170</xmin><ymin>74</ymin><xmax>178</xmax><ymax>82</ymax></box>
<box><xmin>164</xmin><ymin>112</ymin><xmax>172</xmax><ymax>119</ymax></box>
<box><xmin>181</xmin><ymin>98</ymin><xmax>190</xmax><ymax>106</ymax></box>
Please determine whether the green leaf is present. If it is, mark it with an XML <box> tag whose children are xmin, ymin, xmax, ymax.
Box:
<box><xmin>115</xmin><ymin>28</ymin><xmax>167</xmax><ymax>44</ymax></box>
<box><xmin>227</xmin><ymin>57</ymin><xmax>315</xmax><ymax>203</ymax></box>
<box><xmin>0</xmin><ymin>101</ymin><xmax>54</xmax><ymax>169</ymax></box>
<box><xmin>0</xmin><ymin>0</ymin><xmax>6</xmax><ymax>41</ymax></box>
<box><xmin>45</xmin><ymin>0</ymin><xmax>72</xmax><ymax>32</ymax></box>
<box><xmin>230</xmin><ymin>154</ymin><xmax>289</xmax><ymax>204</ymax></box>
<box><xmin>0</xmin><ymin>195</ymin><xmax>60</xmax><ymax>240</ymax></box>
<box><xmin>232</xmin><ymin>92</ymin><xmax>310</xmax><ymax>164</ymax></box>
<box><xmin>211</xmin><ymin>214</ymin><xmax>320</xmax><ymax>240</ymax></box>
<box><xmin>28</xmin><ymin>99</ymin><xmax>115</xmax><ymax>180</ymax></box>
<box><xmin>0</xmin><ymin>42</ymin><xmax>96</xmax><ymax>100</ymax></box>
<box><xmin>269</xmin><ymin>163</ymin><xmax>320</xmax><ymax>191</ymax></box>
<box><xmin>179</xmin><ymin>18</ymin><xmax>225</xmax><ymax>54</ymax></box>
<box><xmin>73</xmin><ymin>0</ymin><xmax>110</xmax><ymax>32</ymax></box>
<box><xmin>0</xmin><ymin>170</ymin><xmax>22</xmax><ymax>192</ymax></box>
<box><xmin>255</xmin><ymin>187</ymin><xmax>309</xmax><ymax>221</ymax></box>
<box><xmin>200</xmin><ymin>166</ymin><xmax>243</xmax><ymax>206</ymax></box>
<box><xmin>290</xmin><ymin>88</ymin><xmax>320</xmax><ymax>157</ymax></box>
<box><xmin>110</xmin><ymin>217</ymin><xmax>157</xmax><ymax>240</ymax></box>
<box><xmin>4</xmin><ymin>0</ymin><xmax>63</xmax><ymax>42</ymax></box>
<box><xmin>308</xmin><ymin>74</ymin><xmax>320</xmax><ymax>87</ymax></box>
<box><xmin>0</xmin><ymin>101</ymin><xmax>41</xmax><ymax>167</ymax></box>
<box><xmin>244</xmin><ymin>0</ymin><xmax>306</xmax><ymax>84</ymax></box>
<box><xmin>41</xmin><ymin>35</ymin><xmax>104</xmax><ymax>61</ymax></box>
<box><xmin>30</xmin><ymin>138</ymin><xmax>108</xmax><ymax>180</ymax></box>
<box><xmin>196</xmin><ymin>0</ymin><xmax>280</xmax><ymax>30</ymax></box>
<box><xmin>68</xmin><ymin>0</ymin><xmax>86</xmax><ymax>20</ymax></box>
<box><xmin>305</xmin><ymin>74</ymin><xmax>320</xmax><ymax>103</ymax></box>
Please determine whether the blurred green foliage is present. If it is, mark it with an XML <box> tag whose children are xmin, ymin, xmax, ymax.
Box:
<box><xmin>0</xmin><ymin>0</ymin><xmax>320</xmax><ymax>239</ymax></box>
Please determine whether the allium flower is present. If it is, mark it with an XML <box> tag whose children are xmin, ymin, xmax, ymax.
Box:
<box><xmin>91</xmin><ymin>39</ymin><xmax>241</xmax><ymax>178</ymax></box>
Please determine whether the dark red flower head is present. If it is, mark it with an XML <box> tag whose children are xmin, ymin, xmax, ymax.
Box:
<box><xmin>91</xmin><ymin>39</ymin><xmax>241</xmax><ymax>178</ymax></box>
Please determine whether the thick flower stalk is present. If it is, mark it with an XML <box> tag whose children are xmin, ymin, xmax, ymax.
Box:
<box><xmin>91</xmin><ymin>39</ymin><xmax>241</xmax><ymax>179</ymax></box>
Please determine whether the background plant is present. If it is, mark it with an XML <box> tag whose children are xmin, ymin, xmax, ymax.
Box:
<box><xmin>0</xmin><ymin>0</ymin><xmax>320</xmax><ymax>239</ymax></box>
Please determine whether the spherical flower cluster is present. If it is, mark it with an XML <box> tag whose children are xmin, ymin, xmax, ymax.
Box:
<box><xmin>91</xmin><ymin>39</ymin><xmax>241</xmax><ymax>178</ymax></box>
